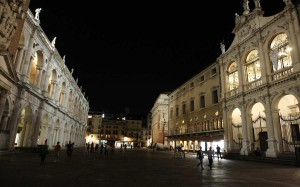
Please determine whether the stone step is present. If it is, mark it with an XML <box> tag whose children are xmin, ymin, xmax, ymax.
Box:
<box><xmin>225</xmin><ymin>152</ymin><xmax>299</xmax><ymax>166</ymax></box>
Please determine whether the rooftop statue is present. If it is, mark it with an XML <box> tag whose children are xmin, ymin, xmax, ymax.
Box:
<box><xmin>51</xmin><ymin>37</ymin><xmax>56</xmax><ymax>47</ymax></box>
<box><xmin>35</xmin><ymin>8</ymin><xmax>42</xmax><ymax>20</ymax></box>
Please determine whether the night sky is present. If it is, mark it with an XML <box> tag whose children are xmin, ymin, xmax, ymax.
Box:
<box><xmin>28</xmin><ymin>0</ymin><xmax>291</xmax><ymax>116</ymax></box>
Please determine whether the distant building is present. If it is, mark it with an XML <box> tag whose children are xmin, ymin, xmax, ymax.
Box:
<box><xmin>86</xmin><ymin>112</ymin><xmax>143</xmax><ymax>148</ymax></box>
<box><xmin>150</xmin><ymin>93</ymin><xmax>169</xmax><ymax>149</ymax></box>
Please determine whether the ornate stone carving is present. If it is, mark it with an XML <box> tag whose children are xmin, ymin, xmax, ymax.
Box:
<box><xmin>277</xmin><ymin>23</ymin><xmax>289</xmax><ymax>31</ymax></box>
<box><xmin>239</xmin><ymin>23</ymin><xmax>257</xmax><ymax>39</ymax></box>
<box><xmin>251</xmin><ymin>39</ymin><xmax>259</xmax><ymax>47</ymax></box>
<box><xmin>258</xmin><ymin>95</ymin><xmax>266</xmax><ymax>102</ymax></box>
<box><xmin>0</xmin><ymin>0</ymin><xmax>24</xmax><ymax>50</ymax></box>
<box><xmin>288</xmin><ymin>87</ymin><xmax>300</xmax><ymax>95</ymax></box>
<box><xmin>270</xmin><ymin>91</ymin><xmax>278</xmax><ymax>101</ymax></box>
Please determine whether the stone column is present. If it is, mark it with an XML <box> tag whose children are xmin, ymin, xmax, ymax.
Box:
<box><xmin>31</xmin><ymin>103</ymin><xmax>44</xmax><ymax>147</ymax></box>
<box><xmin>285</xmin><ymin>10</ymin><xmax>300</xmax><ymax>72</ymax></box>
<box><xmin>36</xmin><ymin>68</ymin><xmax>43</xmax><ymax>89</ymax></box>
<box><xmin>223</xmin><ymin>106</ymin><xmax>230</xmax><ymax>151</ymax></box>
<box><xmin>246</xmin><ymin>113</ymin><xmax>254</xmax><ymax>154</ymax></box>
<box><xmin>34</xmin><ymin>67</ymin><xmax>41</xmax><ymax>86</ymax></box>
<box><xmin>0</xmin><ymin>90</ymin><xmax>8</xmax><ymax>125</ymax></box>
<box><xmin>48</xmin><ymin>82</ymin><xmax>54</xmax><ymax>99</ymax></box>
<box><xmin>257</xmin><ymin>32</ymin><xmax>268</xmax><ymax>83</ymax></box>
<box><xmin>272</xmin><ymin>109</ymin><xmax>283</xmax><ymax>152</ymax></box>
<box><xmin>15</xmin><ymin>46</ymin><xmax>25</xmax><ymax>74</ymax></box>
<box><xmin>0</xmin><ymin>114</ymin><xmax>9</xmax><ymax>131</ymax></box>
<box><xmin>25</xmin><ymin>58</ymin><xmax>34</xmax><ymax>81</ymax></box>
<box><xmin>51</xmin><ymin>82</ymin><xmax>57</xmax><ymax>99</ymax></box>
<box><xmin>21</xmin><ymin>29</ymin><xmax>36</xmax><ymax>81</ymax></box>
<box><xmin>7</xmin><ymin>95</ymin><xmax>23</xmax><ymax>150</ymax></box>
<box><xmin>240</xmin><ymin>101</ymin><xmax>249</xmax><ymax>155</ymax></box>
<box><xmin>264</xmin><ymin>94</ymin><xmax>278</xmax><ymax>157</ymax></box>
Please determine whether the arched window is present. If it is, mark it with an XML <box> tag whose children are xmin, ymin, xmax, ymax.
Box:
<box><xmin>269</xmin><ymin>33</ymin><xmax>292</xmax><ymax>72</ymax></box>
<box><xmin>227</xmin><ymin>62</ymin><xmax>239</xmax><ymax>91</ymax></box>
<box><xmin>245</xmin><ymin>50</ymin><xmax>261</xmax><ymax>82</ymax></box>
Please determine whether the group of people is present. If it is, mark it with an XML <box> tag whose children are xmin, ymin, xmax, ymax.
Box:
<box><xmin>196</xmin><ymin>145</ymin><xmax>222</xmax><ymax>170</ymax></box>
<box><xmin>39</xmin><ymin>140</ymin><xmax>74</xmax><ymax>165</ymax></box>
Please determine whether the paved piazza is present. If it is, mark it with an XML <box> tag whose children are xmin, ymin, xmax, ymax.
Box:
<box><xmin>0</xmin><ymin>148</ymin><xmax>299</xmax><ymax>187</ymax></box>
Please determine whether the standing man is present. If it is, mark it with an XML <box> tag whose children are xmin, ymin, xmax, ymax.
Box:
<box><xmin>216</xmin><ymin>145</ymin><xmax>221</xmax><ymax>159</ymax></box>
<box><xmin>66</xmin><ymin>141</ymin><xmax>73</xmax><ymax>158</ymax></box>
<box><xmin>207</xmin><ymin>147</ymin><xmax>213</xmax><ymax>170</ymax></box>
<box><xmin>196</xmin><ymin>146</ymin><xmax>204</xmax><ymax>170</ymax></box>
<box><xmin>54</xmin><ymin>141</ymin><xmax>61</xmax><ymax>162</ymax></box>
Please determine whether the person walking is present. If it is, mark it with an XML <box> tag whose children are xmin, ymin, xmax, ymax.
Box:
<box><xmin>66</xmin><ymin>141</ymin><xmax>73</xmax><ymax>159</ymax></box>
<box><xmin>39</xmin><ymin>145</ymin><xmax>48</xmax><ymax>165</ymax></box>
<box><xmin>196</xmin><ymin>146</ymin><xmax>204</xmax><ymax>170</ymax></box>
<box><xmin>54</xmin><ymin>141</ymin><xmax>61</xmax><ymax>162</ymax></box>
<box><xmin>207</xmin><ymin>147</ymin><xmax>213</xmax><ymax>170</ymax></box>
<box><xmin>216</xmin><ymin>145</ymin><xmax>221</xmax><ymax>159</ymax></box>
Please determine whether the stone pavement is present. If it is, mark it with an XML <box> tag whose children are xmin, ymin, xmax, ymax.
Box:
<box><xmin>0</xmin><ymin>147</ymin><xmax>300</xmax><ymax>187</ymax></box>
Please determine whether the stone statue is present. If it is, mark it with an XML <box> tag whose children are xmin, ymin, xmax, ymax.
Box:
<box><xmin>254</xmin><ymin>0</ymin><xmax>261</xmax><ymax>9</ymax></box>
<box><xmin>51</xmin><ymin>37</ymin><xmax>56</xmax><ymax>47</ymax></box>
<box><xmin>235</xmin><ymin>13</ymin><xmax>240</xmax><ymax>24</ymax></box>
<box><xmin>63</xmin><ymin>55</ymin><xmax>66</xmax><ymax>62</ymax></box>
<box><xmin>283</xmin><ymin>0</ymin><xmax>293</xmax><ymax>6</ymax></box>
<box><xmin>71</xmin><ymin>68</ymin><xmax>74</xmax><ymax>75</ymax></box>
<box><xmin>243</xmin><ymin>0</ymin><xmax>250</xmax><ymax>15</ymax></box>
<box><xmin>220</xmin><ymin>42</ymin><xmax>225</xmax><ymax>54</ymax></box>
<box><xmin>76</xmin><ymin>78</ymin><xmax>78</xmax><ymax>83</ymax></box>
<box><xmin>35</xmin><ymin>8</ymin><xmax>42</xmax><ymax>20</ymax></box>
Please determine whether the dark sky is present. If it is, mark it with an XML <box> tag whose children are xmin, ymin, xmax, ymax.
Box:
<box><xmin>28</xmin><ymin>0</ymin><xmax>291</xmax><ymax>116</ymax></box>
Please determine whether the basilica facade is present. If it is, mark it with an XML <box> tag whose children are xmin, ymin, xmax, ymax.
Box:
<box><xmin>220</xmin><ymin>0</ymin><xmax>300</xmax><ymax>157</ymax></box>
<box><xmin>0</xmin><ymin>2</ymin><xmax>89</xmax><ymax>150</ymax></box>
<box><xmin>151</xmin><ymin>0</ymin><xmax>300</xmax><ymax>158</ymax></box>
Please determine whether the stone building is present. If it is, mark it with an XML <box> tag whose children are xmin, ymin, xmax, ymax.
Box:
<box><xmin>0</xmin><ymin>3</ymin><xmax>89</xmax><ymax>150</ymax></box>
<box><xmin>150</xmin><ymin>93</ymin><xmax>169</xmax><ymax>149</ymax></box>
<box><xmin>219</xmin><ymin>0</ymin><xmax>300</xmax><ymax>157</ymax></box>
<box><xmin>86</xmin><ymin>112</ymin><xmax>143</xmax><ymax>148</ymax></box>
<box><xmin>167</xmin><ymin>63</ymin><xmax>222</xmax><ymax>152</ymax></box>
<box><xmin>151</xmin><ymin>0</ymin><xmax>300</xmax><ymax>159</ymax></box>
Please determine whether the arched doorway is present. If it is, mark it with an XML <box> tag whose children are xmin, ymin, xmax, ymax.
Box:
<box><xmin>278</xmin><ymin>94</ymin><xmax>300</xmax><ymax>153</ymax></box>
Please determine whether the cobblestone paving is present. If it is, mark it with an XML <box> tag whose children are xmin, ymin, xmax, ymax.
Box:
<box><xmin>0</xmin><ymin>148</ymin><xmax>300</xmax><ymax>187</ymax></box>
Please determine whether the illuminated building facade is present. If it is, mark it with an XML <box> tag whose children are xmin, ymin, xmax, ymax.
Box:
<box><xmin>166</xmin><ymin>63</ymin><xmax>223</xmax><ymax>152</ymax></box>
<box><xmin>0</xmin><ymin>5</ymin><xmax>89</xmax><ymax>150</ymax></box>
<box><xmin>86</xmin><ymin>112</ymin><xmax>143</xmax><ymax>148</ymax></box>
<box><xmin>219</xmin><ymin>0</ymin><xmax>300</xmax><ymax>157</ymax></box>
<box><xmin>150</xmin><ymin>93</ymin><xmax>169</xmax><ymax>149</ymax></box>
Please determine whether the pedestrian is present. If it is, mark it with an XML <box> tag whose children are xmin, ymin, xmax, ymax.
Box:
<box><xmin>54</xmin><ymin>141</ymin><xmax>61</xmax><ymax>162</ymax></box>
<box><xmin>100</xmin><ymin>143</ymin><xmax>104</xmax><ymax>155</ymax></box>
<box><xmin>216</xmin><ymin>145</ymin><xmax>221</xmax><ymax>159</ymax></box>
<box><xmin>180</xmin><ymin>144</ymin><xmax>185</xmax><ymax>158</ymax></box>
<box><xmin>39</xmin><ymin>145</ymin><xmax>48</xmax><ymax>165</ymax></box>
<box><xmin>207</xmin><ymin>147</ymin><xmax>213</xmax><ymax>170</ymax></box>
<box><xmin>66</xmin><ymin>141</ymin><xmax>73</xmax><ymax>158</ymax></box>
<box><xmin>196</xmin><ymin>146</ymin><xmax>204</xmax><ymax>170</ymax></box>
